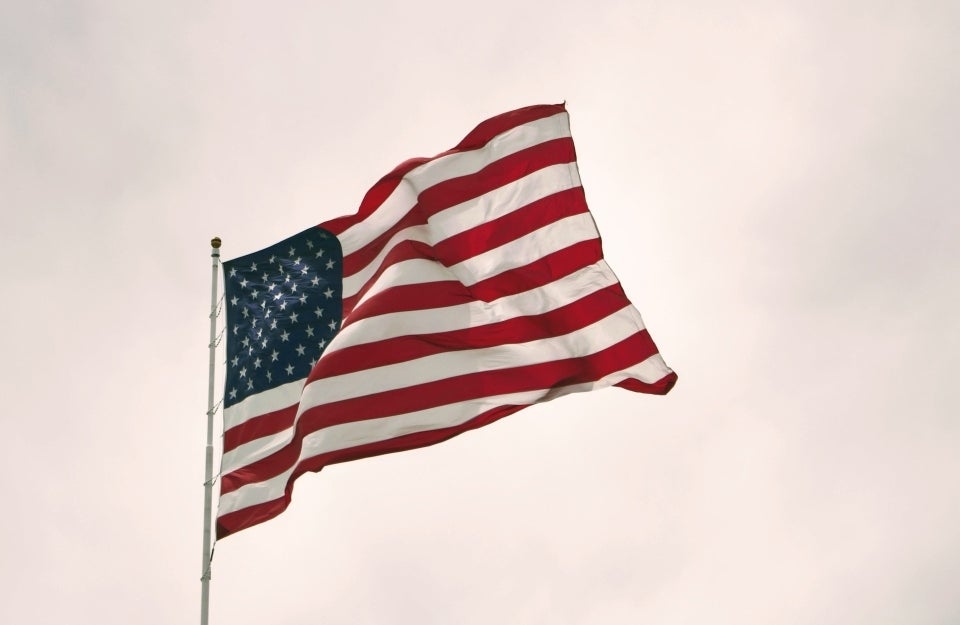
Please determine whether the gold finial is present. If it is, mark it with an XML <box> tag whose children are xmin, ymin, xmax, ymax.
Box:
<box><xmin>211</xmin><ymin>237</ymin><xmax>222</xmax><ymax>249</ymax></box>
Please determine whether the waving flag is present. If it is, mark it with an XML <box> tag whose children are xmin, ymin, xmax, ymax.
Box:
<box><xmin>217</xmin><ymin>104</ymin><xmax>677</xmax><ymax>538</ymax></box>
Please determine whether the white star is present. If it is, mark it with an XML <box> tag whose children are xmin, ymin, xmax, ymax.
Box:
<box><xmin>261</xmin><ymin>272</ymin><xmax>269</xmax><ymax>282</ymax></box>
<box><xmin>290</xmin><ymin>283</ymin><xmax>297</xmax><ymax>293</ymax></box>
<box><xmin>239</xmin><ymin>367</ymin><xmax>247</xmax><ymax>379</ymax></box>
<box><xmin>230</xmin><ymin>296</ymin><xmax>239</xmax><ymax>306</ymax></box>
<box><xmin>285</xmin><ymin>273</ymin><xmax>291</xmax><ymax>283</ymax></box>
<box><xmin>264</xmin><ymin>309</ymin><xmax>271</xmax><ymax>319</ymax></box>
<box><xmin>229</xmin><ymin>267</ymin><xmax>237</xmax><ymax>277</ymax></box>
<box><xmin>295</xmin><ymin>344</ymin><xmax>306</xmax><ymax>356</ymax></box>
<box><xmin>273</xmin><ymin>292</ymin><xmax>282</xmax><ymax>301</ymax></box>
<box><xmin>270</xmin><ymin>350</ymin><xmax>279</xmax><ymax>362</ymax></box>
<box><xmin>301</xmin><ymin>264</ymin><xmax>310</xmax><ymax>274</ymax></box>
<box><xmin>305</xmin><ymin>325</ymin><xmax>315</xmax><ymax>338</ymax></box>
<box><xmin>247</xmin><ymin>380</ymin><xmax>253</xmax><ymax>391</ymax></box>
<box><xmin>328</xmin><ymin>319</ymin><xmax>337</xmax><ymax>331</ymax></box>
<box><xmin>285</xmin><ymin>364</ymin><xmax>294</xmax><ymax>375</ymax></box>
<box><xmin>251</xmin><ymin>289</ymin><xmax>259</xmax><ymax>299</ymax></box>
<box><xmin>306</xmin><ymin>240</ymin><xmax>314</xmax><ymax>249</ymax></box>
<box><xmin>242</xmin><ymin>308</ymin><xmax>250</xmax><ymax>318</ymax></box>
<box><xmin>299</xmin><ymin>294</ymin><xmax>308</xmax><ymax>304</ymax></box>
<box><xmin>314</xmin><ymin>307</ymin><xmax>323</xmax><ymax>318</ymax></box>
<box><xmin>310</xmin><ymin>276</ymin><xmax>320</xmax><ymax>287</ymax></box>
<box><xmin>280</xmin><ymin>330</ymin><xmax>290</xmax><ymax>342</ymax></box>
<box><xmin>251</xmin><ymin>318</ymin><xmax>257</xmax><ymax>329</ymax></box>
<box><xmin>290</xmin><ymin>312</ymin><xmax>299</xmax><ymax>324</ymax></box>
<box><xmin>261</xmin><ymin>338</ymin><xmax>268</xmax><ymax>349</ymax></box>
<box><xmin>325</xmin><ymin>259</ymin><xmax>335</xmax><ymax>270</ymax></box>
<box><xmin>248</xmin><ymin>346</ymin><xmax>255</xmax><ymax>356</ymax></box>
<box><xmin>269</xmin><ymin>255</ymin><xmax>276</xmax><ymax>263</ymax></box>
<box><xmin>279</xmin><ymin>300</ymin><xmax>287</xmax><ymax>310</ymax></box>
<box><xmin>318</xmin><ymin>338</ymin><xmax>326</xmax><ymax>349</ymax></box>
<box><xmin>253</xmin><ymin>357</ymin><xmax>262</xmax><ymax>369</ymax></box>
<box><xmin>229</xmin><ymin>388</ymin><xmax>237</xmax><ymax>399</ymax></box>
<box><xmin>240</xmin><ymin>278</ymin><xmax>248</xmax><ymax>288</ymax></box>
<box><xmin>310</xmin><ymin>357</ymin><xmax>318</xmax><ymax>367</ymax></box>
<box><xmin>294</xmin><ymin>256</ymin><xmax>302</xmax><ymax>266</ymax></box>
<box><xmin>315</xmin><ymin>249</ymin><xmax>324</xmax><ymax>258</ymax></box>
<box><xmin>232</xmin><ymin>325</ymin><xmax>238</xmax><ymax>335</ymax></box>
<box><xmin>324</xmin><ymin>287</ymin><xmax>334</xmax><ymax>299</ymax></box>
<box><xmin>288</xmin><ymin>246</ymin><xmax>295</xmax><ymax>256</ymax></box>
<box><xmin>231</xmin><ymin>355</ymin><xmax>239</xmax><ymax>367</ymax></box>
<box><xmin>241</xmin><ymin>337</ymin><xmax>250</xmax><ymax>348</ymax></box>
<box><xmin>270</xmin><ymin>319</ymin><xmax>278</xmax><ymax>330</ymax></box>
<box><xmin>266</xmin><ymin>371</ymin><xmax>273</xmax><ymax>383</ymax></box>
<box><xmin>251</xmin><ymin>262</ymin><xmax>257</xmax><ymax>271</ymax></box>
<box><xmin>267</xmin><ymin>283</ymin><xmax>277</xmax><ymax>292</ymax></box>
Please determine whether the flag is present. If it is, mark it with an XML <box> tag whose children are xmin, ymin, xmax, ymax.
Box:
<box><xmin>217</xmin><ymin>103</ymin><xmax>677</xmax><ymax>538</ymax></box>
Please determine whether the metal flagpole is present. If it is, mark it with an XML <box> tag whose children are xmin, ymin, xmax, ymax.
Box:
<box><xmin>202</xmin><ymin>236</ymin><xmax>222</xmax><ymax>625</ymax></box>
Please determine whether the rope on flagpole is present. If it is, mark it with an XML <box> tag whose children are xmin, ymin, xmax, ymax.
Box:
<box><xmin>201</xmin><ymin>236</ymin><xmax>221</xmax><ymax>625</ymax></box>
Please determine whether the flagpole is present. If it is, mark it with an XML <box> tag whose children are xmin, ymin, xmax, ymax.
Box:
<box><xmin>202</xmin><ymin>236</ymin><xmax>221</xmax><ymax>625</ymax></box>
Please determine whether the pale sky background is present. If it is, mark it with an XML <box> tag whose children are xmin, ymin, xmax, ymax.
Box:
<box><xmin>2</xmin><ymin>1</ymin><xmax>959</xmax><ymax>624</ymax></box>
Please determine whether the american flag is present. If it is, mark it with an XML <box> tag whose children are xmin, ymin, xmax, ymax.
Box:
<box><xmin>217</xmin><ymin>104</ymin><xmax>677</xmax><ymax>538</ymax></box>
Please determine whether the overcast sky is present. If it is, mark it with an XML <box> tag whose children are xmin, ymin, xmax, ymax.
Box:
<box><xmin>2</xmin><ymin>1</ymin><xmax>959</xmax><ymax>624</ymax></box>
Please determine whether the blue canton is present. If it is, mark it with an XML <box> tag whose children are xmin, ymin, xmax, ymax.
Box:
<box><xmin>222</xmin><ymin>227</ymin><xmax>343</xmax><ymax>408</ymax></box>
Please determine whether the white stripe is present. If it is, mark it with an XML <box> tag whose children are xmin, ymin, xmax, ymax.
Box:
<box><xmin>350</xmin><ymin>258</ymin><xmax>455</xmax><ymax>311</ymax></box>
<box><xmin>222</xmin><ymin>428</ymin><xmax>292</xmax><ymax>475</ymax></box>
<box><xmin>300</xmin><ymin>304</ymin><xmax>642</xmax><ymax>415</ymax></box>
<box><xmin>448</xmin><ymin>212</ymin><xmax>599</xmax><ymax>287</ymax></box>
<box><xmin>222</xmin><ymin>379</ymin><xmax>304</xmax><ymax>432</ymax></box>
<box><xmin>341</xmin><ymin>225</ymin><xmax>430</xmax><ymax>299</ymax></box>
<box><xmin>218</xmin><ymin>351</ymin><xmax>669</xmax><ymax>516</ymax></box>
<box><xmin>337</xmin><ymin>113</ymin><xmax>571</xmax><ymax>255</ymax></box>
<box><xmin>330</xmin><ymin>260</ymin><xmax>625</xmax><ymax>352</ymax></box>
<box><xmin>427</xmin><ymin>162</ymin><xmax>581</xmax><ymax>243</ymax></box>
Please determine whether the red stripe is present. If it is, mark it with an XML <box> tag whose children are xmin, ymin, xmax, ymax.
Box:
<box><xmin>223</xmin><ymin>404</ymin><xmax>297</xmax><ymax>454</ymax></box>
<box><xmin>452</xmin><ymin>104</ymin><xmax>566</xmax><ymax>152</ymax></box>
<box><xmin>417</xmin><ymin>138</ymin><xmax>576</xmax><ymax>218</ymax></box>
<box><xmin>468</xmin><ymin>238</ymin><xmax>603</xmax><ymax>303</ymax></box>
<box><xmin>344</xmin><ymin>281</ymin><xmax>469</xmax><ymax>323</ymax></box>
<box><xmin>340</xmin><ymin>239</ymin><xmax>437</xmax><ymax>316</ymax></box>
<box><xmin>219</xmin><ymin>329</ymin><xmax>659</xmax><ymax>496</ymax></box>
<box><xmin>616</xmin><ymin>370</ymin><xmax>678</xmax><ymax>395</ymax></box>
<box><xmin>432</xmin><ymin>186</ymin><xmax>589</xmax><ymax>265</ymax></box>
<box><xmin>340</xmin><ymin>207</ymin><xmax>427</xmax><ymax>278</ymax></box>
